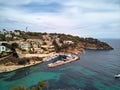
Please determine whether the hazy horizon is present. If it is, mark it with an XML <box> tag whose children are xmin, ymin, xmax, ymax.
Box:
<box><xmin>0</xmin><ymin>0</ymin><xmax>120</xmax><ymax>39</ymax></box>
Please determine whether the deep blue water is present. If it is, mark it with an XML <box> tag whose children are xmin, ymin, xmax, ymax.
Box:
<box><xmin>0</xmin><ymin>39</ymin><xmax>120</xmax><ymax>90</ymax></box>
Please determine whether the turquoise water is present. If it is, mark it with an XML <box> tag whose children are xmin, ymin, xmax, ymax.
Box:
<box><xmin>0</xmin><ymin>39</ymin><xmax>120</xmax><ymax>90</ymax></box>
<box><xmin>0</xmin><ymin>71</ymin><xmax>62</xmax><ymax>90</ymax></box>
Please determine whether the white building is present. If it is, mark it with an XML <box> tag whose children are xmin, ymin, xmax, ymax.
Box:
<box><xmin>0</xmin><ymin>41</ymin><xmax>7</xmax><ymax>45</ymax></box>
<box><xmin>19</xmin><ymin>43</ymin><xmax>31</xmax><ymax>50</ymax></box>
<box><xmin>14</xmin><ymin>31</ymin><xmax>20</xmax><ymax>36</ymax></box>
<box><xmin>63</xmin><ymin>40</ymin><xmax>74</xmax><ymax>44</ymax></box>
<box><xmin>0</xmin><ymin>46</ymin><xmax>6</xmax><ymax>53</ymax></box>
<box><xmin>5</xmin><ymin>34</ymin><xmax>12</xmax><ymax>38</ymax></box>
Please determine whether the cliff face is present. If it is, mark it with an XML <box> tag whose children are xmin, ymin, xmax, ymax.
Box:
<box><xmin>84</xmin><ymin>43</ymin><xmax>113</xmax><ymax>50</ymax></box>
<box><xmin>64</xmin><ymin>41</ymin><xmax>113</xmax><ymax>54</ymax></box>
<box><xmin>65</xmin><ymin>43</ymin><xmax>85</xmax><ymax>54</ymax></box>
<box><xmin>81</xmin><ymin>38</ymin><xmax>113</xmax><ymax>50</ymax></box>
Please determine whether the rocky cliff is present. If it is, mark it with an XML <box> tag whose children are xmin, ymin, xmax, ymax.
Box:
<box><xmin>80</xmin><ymin>38</ymin><xmax>113</xmax><ymax>50</ymax></box>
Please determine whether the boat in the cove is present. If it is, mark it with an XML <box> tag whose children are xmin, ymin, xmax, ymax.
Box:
<box><xmin>114</xmin><ymin>74</ymin><xmax>120</xmax><ymax>78</ymax></box>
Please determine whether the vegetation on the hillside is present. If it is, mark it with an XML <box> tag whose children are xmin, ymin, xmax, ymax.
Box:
<box><xmin>0</xmin><ymin>29</ymin><xmax>113</xmax><ymax>52</ymax></box>
<box><xmin>11</xmin><ymin>81</ymin><xmax>47</xmax><ymax>90</ymax></box>
<box><xmin>0</xmin><ymin>29</ymin><xmax>113</xmax><ymax>72</ymax></box>
<box><xmin>52</xmin><ymin>40</ymin><xmax>60</xmax><ymax>52</ymax></box>
<box><xmin>0</xmin><ymin>55</ymin><xmax>43</xmax><ymax>65</ymax></box>
<box><xmin>1</xmin><ymin>43</ymin><xmax>19</xmax><ymax>58</ymax></box>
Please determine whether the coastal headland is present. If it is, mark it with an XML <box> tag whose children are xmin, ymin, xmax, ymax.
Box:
<box><xmin>0</xmin><ymin>30</ymin><xmax>113</xmax><ymax>73</ymax></box>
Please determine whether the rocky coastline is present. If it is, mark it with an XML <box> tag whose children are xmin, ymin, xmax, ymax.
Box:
<box><xmin>0</xmin><ymin>30</ymin><xmax>113</xmax><ymax>73</ymax></box>
<box><xmin>0</xmin><ymin>53</ymin><xmax>79</xmax><ymax>73</ymax></box>
<box><xmin>0</xmin><ymin>41</ymin><xmax>113</xmax><ymax>73</ymax></box>
<box><xmin>0</xmin><ymin>61</ymin><xmax>42</xmax><ymax>73</ymax></box>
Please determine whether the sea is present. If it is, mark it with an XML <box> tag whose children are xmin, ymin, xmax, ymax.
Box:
<box><xmin>0</xmin><ymin>39</ymin><xmax>120</xmax><ymax>90</ymax></box>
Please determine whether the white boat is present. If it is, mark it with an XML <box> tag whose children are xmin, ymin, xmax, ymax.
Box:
<box><xmin>48</xmin><ymin>63</ymin><xmax>53</xmax><ymax>66</ymax></box>
<box><xmin>114</xmin><ymin>74</ymin><xmax>120</xmax><ymax>78</ymax></box>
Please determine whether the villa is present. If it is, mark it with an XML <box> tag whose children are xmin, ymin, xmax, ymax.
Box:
<box><xmin>0</xmin><ymin>41</ymin><xmax>7</xmax><ymax>45</ymax></box>
<box><xmin>19</xmin><ymin>43</ymin><xmax>31</xmax><ymax>50</ymax></box>
<box><xmin>14</xmin><ymin>31</ymin><xmax>20</xmax><ymax>36</ymax></box>
<box><xmin>0</xmin><ymin>45</ymin><xmax>6</xmax><ymax>53</ymax></box>
<box><xmin>34</xmin><ymin>48</ymin><xmax>44</xmax><ymax>54</ymax></box>
<box><xmin>0</xmin><ymin>45</ymin><xmax>11</xmax><ymax>53</ymax></box>
<box><xmin>63</xmin><ymin>40</ymin><xmax>74</xmax><ymax>44</ymax></box>
<box><xmin>0</xmin><ymin>41</ymin><xmax>12</xmax><ymax>53</ymax></box>
<box><xmin>5</xmin><ymin>34</ymin><xmax>12</xmax><ymax>38</ymax></box>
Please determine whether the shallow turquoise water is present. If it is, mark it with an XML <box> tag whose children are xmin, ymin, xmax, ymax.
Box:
<box><xmin>0</xmin><ymin>39</ymin><xmax>120</xmax><ymax>90</ymax></box>
<box><xmin>0</xmin><ymin>71</ymin><xmax>62</xmax><ymax>90</ymax></box>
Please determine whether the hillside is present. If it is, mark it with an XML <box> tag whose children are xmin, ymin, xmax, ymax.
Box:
<box><xmin>0</xmin><ymin>30</ymin><xmax>113</xmax><ymax>73</ymax></box>
<box><xmin>0</xmin><ymin>30</ymin><xmax>113</xmax><ymax>55</ymax></box>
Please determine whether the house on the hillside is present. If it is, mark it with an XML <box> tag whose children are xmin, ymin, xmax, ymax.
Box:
<box><xmin>41</xmin><ymin>45</ymin><xmax>55</xmax><ymax>53</ymax></box>
<box><xmin>34</xmin><ymin>48</ymin><xmax>44</xmax><ymax>54</ymax></box>
<box><xmin>0</xmin><ymin>45</ymin><xmax>11</xmax><ymax>53</ymax></box>
<box><xmin>13</xmin><ymin>36</ymin><xmax>20</xmax><ymax>40</ymax></box>
<box><xmin>0</xmin><ymin>45</ymin><xmax>6</xmax><ymax>53</ymax></box>
<box><xmin>0</xmin><ymin>41</ymin><xmax>12</xmax><ymax>53</ymax></box>
<box><xmin>0</xmin><ymin>41</ymin><xmax>7</xmax><ymax>45</ymax></box>
<box><xmin>19</xmin><ymin>43</ymin><xmax>31</xmax><ymax>50</ymax></box>
<box><xmin>63</xmin><ymin>40</ymin><xmax>74</xmax><ymax>44</ymax></box>
<box><xmin>45</xmin><ymin>41</ymin><xmax>53</xmax><ymax>45</ymax></box>
<box><xmin>32</xmin><ymin>43</ymin><xmax>39</xmax><ymax>48</ymax></box>
<box><xmin>14</xmin><ymin>31</ymin><xmax>20</xmax><ymax>36</ymax></box>
<box><xmin>27</xmin><ymin>39</ymin><xmax>44</xmax><ymax>45</ymax></box>
<box><xmin>5</xmin><ymin>34</ymin><xmax>12</xmax><ymax>38</ymax></box>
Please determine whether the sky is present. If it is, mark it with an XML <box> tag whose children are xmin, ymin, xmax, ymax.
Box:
<box><xmin>0</xmin><ymin>0</ymin><xmax>120</xmax><ymax>39</ymax></box>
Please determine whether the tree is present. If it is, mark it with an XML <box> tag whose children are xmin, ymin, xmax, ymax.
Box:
<box><xmin>31</xmin><ymin>87</ymin><xmax>36</xmax><ymax>90</ymax></box>
<box><xmin>11</xmin><ymin>81</ymin><xmax>47</xmax><ymax>90</ymax></box>
<box><xmin>0</xmin><ymin>34</ymin><xmax>6</xmax><ymax>41</ymax></box>
<box><xmin>12</xmin><ymin>85</ymin><xmax>26</xmax><ymax>90</ymax></box>
<box><xmin>38</xmin><ymin>81</ymin><xmax>47</xmax><ymax>88</ymax></box>
<box><xmin>52</xmin><ymin>40</ymin><xmax>60</xmax><ymax>52</ymax></box>
<box><xmin>61</xmin><ymin>44</ymin><xmax>68</xmax><ymax>52</ymax></box>
<box><xmin>18</xmin><ymin>58</ymin><xmax>30</xmax><ymax>65</ymax></box>
<box><xmin>12</xmin><ymin>43</ymin><xmax>19</xmax><ymax>49</ymax></box>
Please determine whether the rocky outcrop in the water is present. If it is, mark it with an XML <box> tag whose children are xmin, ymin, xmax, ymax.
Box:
<box><xmin>80</xmin><ymin>38</ymin><xmax>113</xmax><ymax>50</ymax></box>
